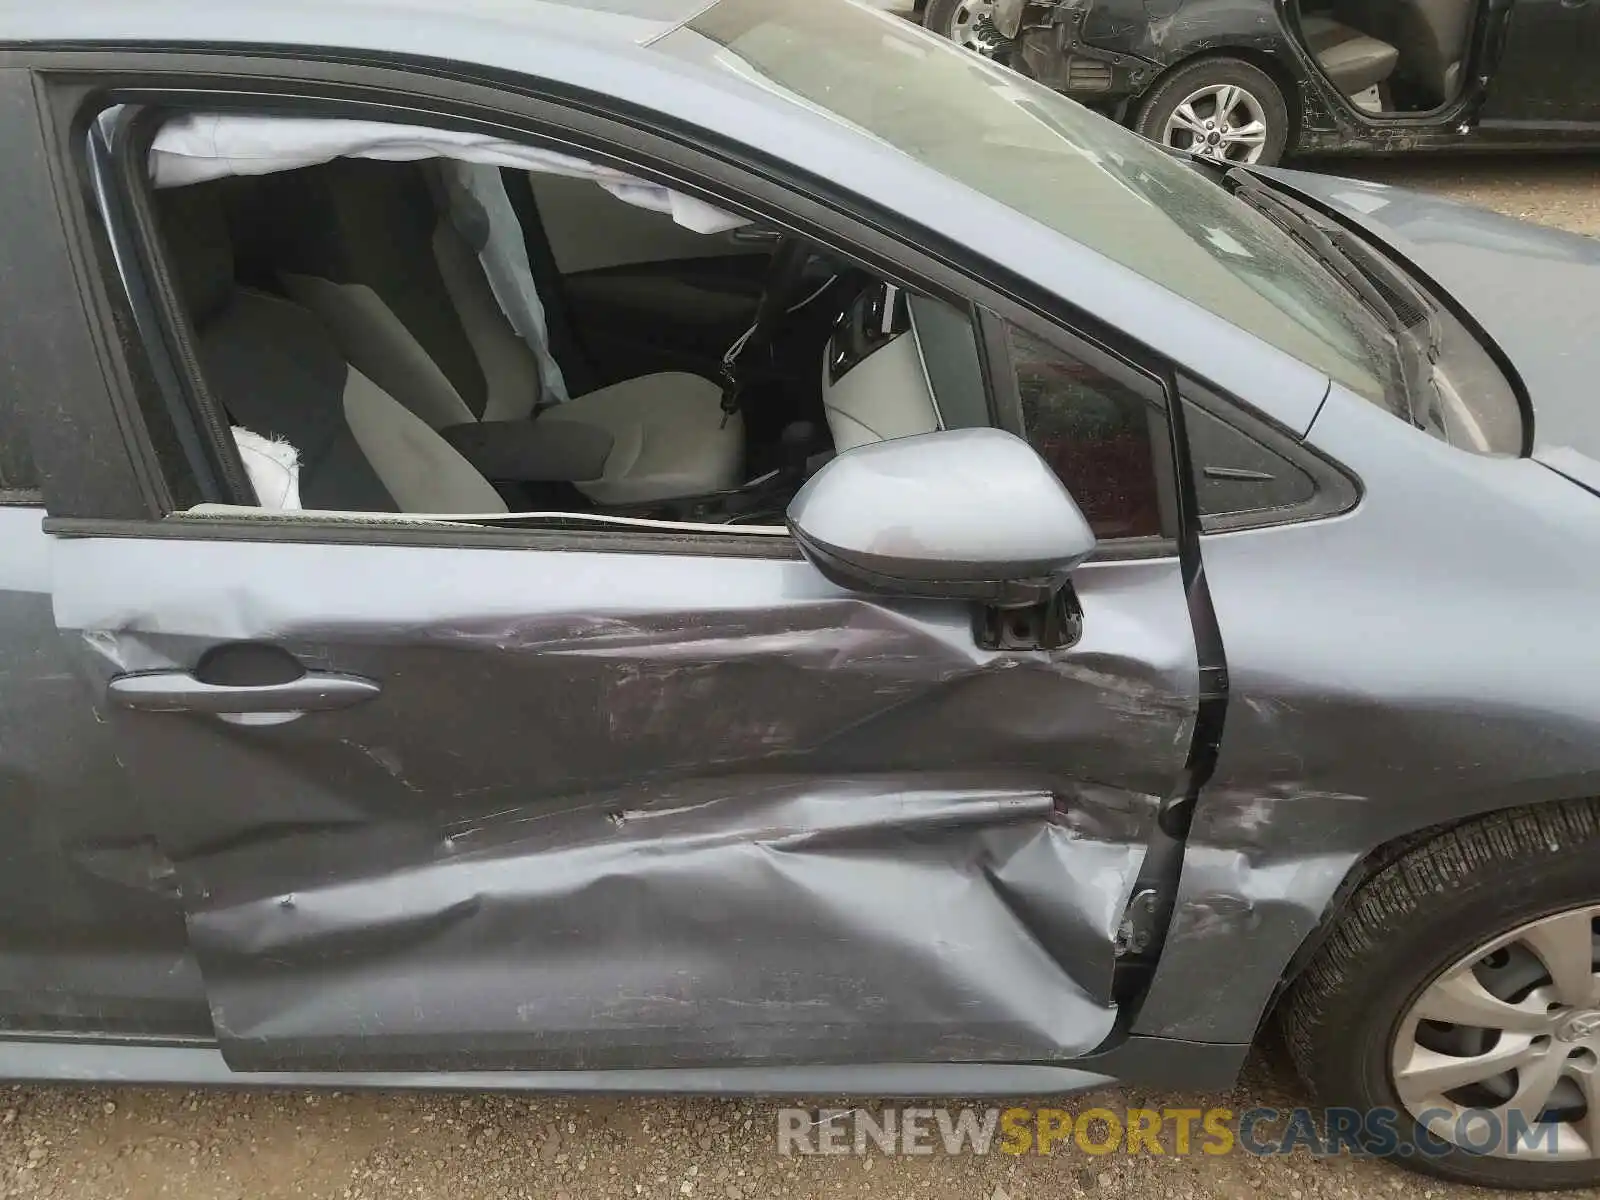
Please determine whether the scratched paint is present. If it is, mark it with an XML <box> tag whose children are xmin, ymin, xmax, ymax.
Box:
<box><xmin>55</xmin><ymin>533</ymin><xmax>1198</xmax><ymax>1071</ymax></box>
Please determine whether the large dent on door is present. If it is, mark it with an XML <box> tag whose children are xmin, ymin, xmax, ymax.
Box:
<box><xmin>192</xmin><ymin>776</ymin><xmax>1149</xmax><ymax>1071</ymax></box>
<box><xmin>58</xmin><ymin>540</ymin><xmax>1198</xmax><ymax>1071</ymax></box>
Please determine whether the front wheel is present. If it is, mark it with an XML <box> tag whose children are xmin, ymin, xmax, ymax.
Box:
<box><xmin>1133</xmin><ymin>58</ymin><xmax>1290</xmax><ymax>166</ymax></box>
<box><xmin>1281</xmin><ymin>801</ymin><xmax>1600</xmax><ymax>1190</ymax></box>
<box><xmin>923</xmin><ymin>0</ymin><xmax>996</xmax><ymax>48</ymax></box>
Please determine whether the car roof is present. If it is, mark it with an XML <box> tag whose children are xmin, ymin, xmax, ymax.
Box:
<box><xmin>0</xmin><ymin>0</ymin><xmax>705</xmax><ymax>50</ymax></box>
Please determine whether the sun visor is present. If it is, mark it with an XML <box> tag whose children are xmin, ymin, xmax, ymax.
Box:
<box><xmin>146</xmin><ymin>113</ymin><xmax>750</xmax><ymax>236</ymax></box>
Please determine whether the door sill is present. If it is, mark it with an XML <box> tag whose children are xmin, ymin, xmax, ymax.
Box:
<box><xmin>0</xmin><ymin>1036</ymin><xmax>1246</xmax><ymax>1094</ymax></box>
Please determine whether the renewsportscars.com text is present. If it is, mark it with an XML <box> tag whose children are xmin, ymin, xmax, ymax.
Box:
<box><xmin>777</xmin><ymin>1106</ymin><xmax>1562</xmax><ymax>1159</ymax></box>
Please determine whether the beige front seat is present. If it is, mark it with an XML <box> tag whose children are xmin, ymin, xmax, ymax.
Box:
<box><xmin>234</xmin><ymin>157</ymin><xmax>743</xmax><ymax>506</ymax></box>
<box><xmin>1340</xmin><ymin>0</ymin><xmax>1474</xmax><ymax>106</ymax></box>
<box><xmin>158</xmin><ymin>182</ymin><xmax>507</xmax><ymax>516</ymax></box>
<box><xmin>1301</xmin><ymin>14</ymin><xmax>1400</xmax><ymax>99</ymax></box>
<box><xmin>1392</xmin><ymin>0</ymin><xmax>1475</xmax><ymax>105</ymax></box>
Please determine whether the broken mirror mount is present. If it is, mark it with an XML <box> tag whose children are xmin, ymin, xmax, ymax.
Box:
<box><xmin>976</xmin><ymin>581</ymin><xmax>1084</xmax><ymax>652</ymax></box>
<box><xmin>786</xmin><ymin>428</ymin><xmax>1098</xmax><ymax>607</ymax></box>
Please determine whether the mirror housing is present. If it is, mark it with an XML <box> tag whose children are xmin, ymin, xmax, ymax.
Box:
<box><xmin>786</xmin><ymin>428</ymin><xmax>1097</xmax><ymax>605</ymax></box>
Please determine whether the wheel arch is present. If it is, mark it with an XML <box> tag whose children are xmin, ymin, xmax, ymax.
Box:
<box><xmin>1263</xmin><ymin>792</ymin><xmax>1600</xmax><ymax>1027</ymax></box>
<box><xmin>1268</xmin><ymin>794</ymin><xmax>1600</xmax><ymax>1187</ymax></box>
<box><xmin>1132</xmin><ymin>46</ymin><xmax>1305</xmax><ymax>147</ymax></box>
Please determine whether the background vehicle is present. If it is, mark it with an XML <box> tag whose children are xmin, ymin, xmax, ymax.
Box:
<box><xmin>3</xmin><ymin>0</ymin><xmax>1600</xmax><ymax>1191</ymax></box>
<box><xmin>936</xmin><ymin>0</ymin><xmax>1600</xmax><ymax>165</ymax></box>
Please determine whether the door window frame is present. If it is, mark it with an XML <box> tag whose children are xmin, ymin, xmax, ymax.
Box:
<box><xmin>26</xmin><ymin>49</ymin><xmax>1187</xmax><ymax>561</ymax></box>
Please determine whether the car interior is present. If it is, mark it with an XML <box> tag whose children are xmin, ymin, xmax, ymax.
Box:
<box><xmin>143</xmin><ymin>120</ymin><xmax>998</xmax><ymax>529</ymax></box>
<box><xmin>1296</xmin><ymin>0</ymin><xmax>1478</xmax><ymax>115</ymax></box>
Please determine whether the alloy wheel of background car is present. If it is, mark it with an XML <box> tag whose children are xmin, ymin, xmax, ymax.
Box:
<box><xmin>1282</xmin><ymin>799</ymin><xmax>1600</xmax><ymax>1189</ymax></box>
<box><xmin>1162</xmin><ymin>84</ymin><xmax>1269</xmax><ymax>164</ymax></box>
<box><xmin>923</xmin><ymin>0</ymin><xmax>996</xmax><ymax>48</ymax></box>
<box><xmin>1134</xmin><ymin>58</ymin><xmax>1290</xmax><ymax>167</ymax></box>
<box><xmin>1390</xmin><ymin>905</ymin><xmax>1600</xmax><ymax>1162</ymax></box>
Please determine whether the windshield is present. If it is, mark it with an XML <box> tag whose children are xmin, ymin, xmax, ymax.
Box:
<box><xmin>660</xmin><ymin>0</ymin><xmax>1395</xmax><ymax>404</ymax></box>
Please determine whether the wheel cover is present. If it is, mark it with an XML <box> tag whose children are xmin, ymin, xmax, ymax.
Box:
<box><xmin>1160</xmin><ymin>83</ymin><xmax>1270</xmax><ymax>164</ymax></box>
<box><xmin>1390</xmin><ymin>904</ymin><xmax>1600</xmax><ymax>1160</ymax></box>
<box><xmin>939</xmin><ymin>0</ymin><xmax>996</xmax><ymax>48</ymax></box>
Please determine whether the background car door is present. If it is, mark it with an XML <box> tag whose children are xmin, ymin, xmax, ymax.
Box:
<box><xmin>49</xmin><ymin>524</ymin><xmax>1198</xmax><ymax>1073</ymax></box>
<box><xmin>1479</xmin><ymin>0</ymin><xmax>1600</xmax><ymax>126</ymax></box>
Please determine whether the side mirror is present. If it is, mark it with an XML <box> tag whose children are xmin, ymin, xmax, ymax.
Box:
<box><xmin>786</xmin><ymin>428</ymin><xmax>1097</xmax><ymax>605</ymax></box>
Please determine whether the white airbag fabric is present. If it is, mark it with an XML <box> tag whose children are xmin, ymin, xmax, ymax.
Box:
<box><xmin>148</xmin><ymin>113</ymin><xmax>747</xmax><ymax>235</ymax></box>
<box><xmin>232</xmin><ymin>427</ymin><xmax>301</xmax><ymax>510</ymax></box>
<box><xmin>438</xmin><ymin>161</ymin><xmax>569</xmax><ymax>406</ymax></box>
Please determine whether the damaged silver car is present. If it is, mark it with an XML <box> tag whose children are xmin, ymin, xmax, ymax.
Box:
<box><xmin>0</xmin><ymin>0</ymin><xmax>1598</xmax><ymax>1189</ymax></box>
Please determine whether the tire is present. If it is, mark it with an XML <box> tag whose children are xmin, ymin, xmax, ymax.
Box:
<box><xmin>1280</xmin><ymin>800</ymin><xmax>1600</xmax><ymax>1190</ymax></box>
<box><xmin>923</xmin><ymin>0</ymin><xmax>994</xmax><ymax>47</ymax></box>
<box><xmin>1132</xmin><ymin>57</ymin><xmax>1290</xmax><ymax>166</ymax></box>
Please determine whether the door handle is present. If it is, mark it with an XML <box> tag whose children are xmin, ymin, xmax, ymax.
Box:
<box><xmin>107</xmin><ymin>670</ymin><xmax>380</xmax><ymax>715</ymax></box>
<box><xmin>726</xmin><ymin>227</ymin><xmax>782</xmax><ymax>245</ymax></box>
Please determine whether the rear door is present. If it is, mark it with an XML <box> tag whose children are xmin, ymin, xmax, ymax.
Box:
<box><xmin>1479</xmin><ymin>0</ymin><xmax>1600</xmax><ymax>127</ymax></box>
<box><xmin>0</xmin><ymin>68</ymin><xmax>211</xmax><ymax>1042</ymax></box>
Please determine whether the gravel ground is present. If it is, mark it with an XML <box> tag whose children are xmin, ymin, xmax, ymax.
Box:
<box><xmin>6</xmin><ymin>155</ymin><xmax>1599</xmax><ymax>1200</ymax></box>
<box><xmin>1334</xmin><ymin>154</ymin><xmax>1600</xmax><ymax>235</ymax></box>
<box><xmin>1</xmin><ymin>1053</ymin><xmax>1595</xmax><ymax>1200</ymax></box>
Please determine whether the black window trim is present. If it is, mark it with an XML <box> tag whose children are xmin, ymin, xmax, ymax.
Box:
<box><xmin>1180</xmin><ymin>375</ymin><xmax>1362</xmax><ymax>534</ymax></box>
<box><xmin>27</xmin><ymin>48</ymin><xmax>1184</xmax><ymax>562</ymax></box>
<box><xmin>96</xmin><ymin>102</ymin><xmax>247</xmax><ymax>509</ymax></box>
<box><xmin>0</xmin><ymin>66</ymin><xmax>153</xmax><ymax>518</ymax></box>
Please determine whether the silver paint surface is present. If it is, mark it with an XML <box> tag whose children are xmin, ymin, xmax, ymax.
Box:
<box><xmin>1136</xmin><ymin>384</ymin><xmax>1600</xmax><ymax>1040</ymax></box>
<box><xmin>0</xmin><ymin>509</ymin><xmax>207</xmax><ymax>1036</ymax></box>
<box><xmin>3</xmin><ymin>0</ymin><xmax>1599</xmax><ymax>1091</ymax></box>
<box><xmin>787</xmin><ymin>428</ymin><xmax>1097</xmax><ymax>598</ymax></box>
<box><xmin>53</xmin><ymin>533</ymin><xmax>1197</xmax><ymax>1070</ymax></box>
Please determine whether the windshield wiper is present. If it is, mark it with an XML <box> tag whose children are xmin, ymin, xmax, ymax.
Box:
<box><xmin>1229</xmin><ymin>177</ymin><xmax>1444</xmax><ymax>433</ymax></box>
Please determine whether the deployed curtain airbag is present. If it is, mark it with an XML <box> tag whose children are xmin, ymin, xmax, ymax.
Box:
<box><xmin>144</xmin><ymin>113</ymin><xmax>750</xmax><ymax>412</ymax></box>
<box><xmin>148</xmin><ymin>114</ymin><xmax>748</xmax><ymax>235</ymax></box>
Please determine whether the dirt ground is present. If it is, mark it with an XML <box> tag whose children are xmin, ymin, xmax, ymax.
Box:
<box><xmin>5</xmin><ymin>155</ymin><xmax>1599</xmax><ymax>1200</ymax></box>
<box><xmin>3</xmin><ymin>1053</ymin><xmax>1596</xmax><ymax>1200</ymax></box>
<box><xmin>1336</xmin><ymin>153</ymin><xmax>1600</xmax><ymax>234</ymax></box>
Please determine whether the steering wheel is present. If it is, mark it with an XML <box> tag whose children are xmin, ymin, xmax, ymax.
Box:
<box><xmin>719</xmin><ymin>236</ymin><xmax>815</xmax><ymax>420</ymax></box>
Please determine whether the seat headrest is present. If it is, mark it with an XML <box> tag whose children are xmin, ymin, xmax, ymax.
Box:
<box><xmin>154</xmin><ymin>182</ymin><xmax>235</xmax><ymax>324</ymax></box>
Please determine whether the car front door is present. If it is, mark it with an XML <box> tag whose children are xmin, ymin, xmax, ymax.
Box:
<box><xmin>34</xmin><ymin>62</ymin><xmax>1204</xmax><ymax>1076</ymax></box>
<box><xmin>1479</xmin><ymin>0</ymin><xmax>1600</xmax><ymax>127</ymax></box>
<box><xmin>52</xmin><ymin>518</ymin><xmax>1198</xmax><ymax>1073</ymax></box>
